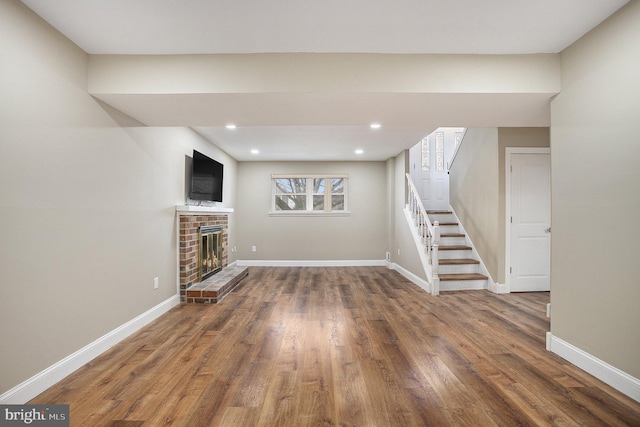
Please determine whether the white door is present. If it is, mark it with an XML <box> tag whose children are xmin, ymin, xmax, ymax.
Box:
<box><xmin>409</xmin><ymin>140</ymin><xmax>433</xmax><ymax>208</ymax></box>
<box><xmin>409</xmin><ymin>129</ymin><xmax>458</xmax><ymax>211</ymax></box>
<box><xmin>509</xmin><ymin>151</ymin><xmax>551</xmax><ymax>292</ymax></box>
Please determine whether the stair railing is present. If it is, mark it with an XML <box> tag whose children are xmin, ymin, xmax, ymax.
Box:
<box><xmin>405</xmin><ymin>173</ymin><xmax>440</xmax><ymax>296</ymax></box>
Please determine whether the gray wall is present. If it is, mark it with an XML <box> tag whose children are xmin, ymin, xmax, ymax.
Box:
<box><xmin>449</xmin><ymin>127</ymin><xmax>550</xmax><ymax>284</ymax></box>
<box><xmin>550</xmin><ymin>1</ymin><xmax>640</xmax><ymax>378</ymax></box>
<box><xmin>449</xmin><ymin>128</ymin><xmax>500</xmax><ymax>280</ymax></box>
<box><xmin>0</xmin><ymin>1</ymin><xmax>237</xmax><ymax>395</ymax></box>
<box><xmin>236</xmin><ymin>161</ymin><xmax>387</xmax><ymax>261</ymax></box>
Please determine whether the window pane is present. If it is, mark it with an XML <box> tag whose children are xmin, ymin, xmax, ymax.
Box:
<box><xmin>421</xmin><ymin>137</ymin><xmax>430</xmax><ymax>171</ymax></box>
<box><xmin>275</xmin><ymin>178</ymin><xmax>306</xmax><ymax>194</ymax></box>
<box><xmin>313</xmin><ymin>178</ymin><xmax>325</xmax><ymax>193</ymax></box>
<box><xmin>435</xmin><ymin>132</ymin><xmax>444</xmax><ymax>171</ymax></box>
<box><xmin>331</xmin><ymin>195</ymin><xmax>345</xmax><ymax>210</ymax></box>
<box><xmin>454</xmin><ymin>132</ymin><xmax>462</xmax><ymax>149</ymax></box>
<box><xmin>313</xmin><ymin>195</ymin><xmax>325</xmax><ymax>210</ymax></box>
<box><xmin>331</xmin><ymin>178</ymin><xmax>344</xmax><ymax>193</ymax></box>
<box><xmin>275</xmin><ymin>194</ymin><xmax>306</xmax><ymax>210</ymax></box>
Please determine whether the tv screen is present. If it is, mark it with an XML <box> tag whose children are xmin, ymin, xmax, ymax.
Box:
<box><xmin>190</xmin><ymin>150</ymin><xmax>223</xmax><ymax>202</ymax></box>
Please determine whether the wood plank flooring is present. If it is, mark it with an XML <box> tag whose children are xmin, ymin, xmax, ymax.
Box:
<box><xmin>31</xmin><ymin>267</ymin><xmax>640</xmax><ymax>426</ymax></box>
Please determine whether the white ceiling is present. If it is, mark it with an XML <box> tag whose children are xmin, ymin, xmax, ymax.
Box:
<box><xmin>20</xmin><ymin>0</ymin><xmax>628</xmax><ymax>55</ymax></box>
<box><xmin>21</xmin><ymin>0</ymin><xmax>629</xmax><ymax>161</ymax></box>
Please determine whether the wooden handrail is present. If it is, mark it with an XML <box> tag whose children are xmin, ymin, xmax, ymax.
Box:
<box><xmin>405</xmin><ymin>173</ymin><xmax>440</xmax><ymax>296</ymax></box>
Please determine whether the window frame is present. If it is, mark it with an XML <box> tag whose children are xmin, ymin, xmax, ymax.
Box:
<box><xmin>270</xmin><ymin>174</ymin><xmax>349</xmax><ymax>216</ymax></box>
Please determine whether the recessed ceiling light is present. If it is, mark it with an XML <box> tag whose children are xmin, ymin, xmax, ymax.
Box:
<box><xmin>251</xmin><ymin>149</ymin><xmax>259</xmax><ymax>154</ymax></box>
<box><xmin>370</xmin><ymin>123</ymin><xmax>381</xmax><ymax>129</ymax></box>
<box><xmin>355</xmin><ymin>149</ymin><xmax>364</xmax><ymax>154</ymax></box>
<box><xmin>226</xmin><ymin>124</ymin><xmax>236</xmax><ymax>129</ymax></box>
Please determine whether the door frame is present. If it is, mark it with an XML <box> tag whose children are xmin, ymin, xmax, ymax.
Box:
<box><xmin>505</xmin><ymin>147</ymin><xmax>551</xmax><ymax>293</ymax></box>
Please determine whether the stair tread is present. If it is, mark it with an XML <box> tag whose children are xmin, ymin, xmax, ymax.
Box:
<box><xmin>441</xmin><ymin>233</ymin><xmax>465</xmax><ymax>238</ymax></box>
<box><xmin>439</xmin><ymin>273</ymin><xmax>488</xmax><ymax>281</ymax></box>
<box><xmin>427</xmin><ymin>210</ymin><xmax>452</xmax><ymax>214</ymax></box>
<box><xmin>440</xmin><ymin>258</ymin><xmax>480</xmax><ymax>265</ymax></box>
<box><xmin>439</xmin><ymin>245</ymin><xmax>472</xmax><ymax>250</ymax></box>
<box><xmin>433</xmin><ymin>222</ymin><xmax>459</xmax><ymax>226</ymax></box>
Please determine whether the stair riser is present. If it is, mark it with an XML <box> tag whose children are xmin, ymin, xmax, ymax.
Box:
<box><xmin>428</xmin><ymin>213</ymin><xmax>454</xmax><ymax>220</ymax></box>
<box><xmin>439</xmin><ymin>264</ymin><xmax>481</xmax><ymax>274</ymax></box>
<box><xmin>435</xmin><ymin>225</ymin><xmax>459</xmax><ymax>234</ymax></box>
<box><xmin>439</xmin><ymin>279</ymin><xmax>487</xmax><ymax>291</ymax></box>
<box><xmin>439</xmin><ymin>237</ymin><xmax>467</xmax><ymax>246</ymax></box>
<box><xmin>437</xmin><ymin>250</ymin><xmax>473</xmax><ymax>259</ymax></box>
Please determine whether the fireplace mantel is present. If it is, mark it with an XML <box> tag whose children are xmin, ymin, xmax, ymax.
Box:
<box><xmin>176</xmin><ymin>205</ymin><xmax>234</xmax><ymax>214</ymax></box>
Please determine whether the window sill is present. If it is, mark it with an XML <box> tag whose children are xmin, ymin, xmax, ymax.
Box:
<box><xmin>268</xmin><ymin>211</ymin><xmax>350</xmax><ymax>217</ymax></box>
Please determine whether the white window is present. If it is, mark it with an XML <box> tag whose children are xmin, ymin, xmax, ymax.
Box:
<box><xmin>421</xmin><ymin>137</ymin><xmax>430</xmax><ymax>171</ymax></box>
<box><xmin>454</xmin><ymin>131</ymin><xmax>463</xmax><ymax>150</ymax></box>
<box><xmin>435</xmin><ymin>131</ymin><xmax>445</xmax><ymax>171</ymax></box>
<box><xmin>272</xmin><ymin>175</ymin><xmax>348</xmax><ymax>215</ymax></box>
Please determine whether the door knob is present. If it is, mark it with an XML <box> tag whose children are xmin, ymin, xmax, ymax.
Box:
<box><xmin>545</xmin><ymin>227</ymin><xmax>551</xmax><ymax>233</ymax></box>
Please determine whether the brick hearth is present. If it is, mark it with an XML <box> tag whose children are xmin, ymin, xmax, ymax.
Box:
<box><xmin>185</xmin><ymin>265</ymin><xmax>248</xmax><ymax>304</ymax></box>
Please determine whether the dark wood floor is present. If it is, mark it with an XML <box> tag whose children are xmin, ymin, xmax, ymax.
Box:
<box><xmin>32</xmin><ymin>267</ymin><xmax>640</xmax><ymax>426</ymax></box>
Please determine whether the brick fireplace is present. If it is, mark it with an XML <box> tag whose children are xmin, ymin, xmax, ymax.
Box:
<box><xmin>178</xmin><ymin>214</ymin><xmax>229</xmax><ymax>302</ymax></box>
<box><xmin>177</xmin><ymin>207</ymin><xmax>248</xmax><ymax>304</ymax></box>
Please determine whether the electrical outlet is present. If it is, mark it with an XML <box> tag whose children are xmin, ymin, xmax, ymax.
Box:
<box><xmin>397</xmin><ymin>249</ymin><xmax>401</xmax><ymax>256</ymax></box>
<box><xmin>251</xmin><ymin>246</ymin><xmax>257</xmax><ymax>252</ymax></box>
<box><xmin>153</xmin><ymin>277</ymin><xmax>159</xmax><ymax>290</ymax></box>
<box><xmin>385</xmin><ymin>251</ymin><xmax>391</xmax><ymax>261</ymax></box>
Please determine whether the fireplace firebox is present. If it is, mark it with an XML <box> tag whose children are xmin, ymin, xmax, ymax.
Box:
<box><xmin>199</xmin><ymin>226</ymin><xmax>223</xmax><ymax>281</ymax></box>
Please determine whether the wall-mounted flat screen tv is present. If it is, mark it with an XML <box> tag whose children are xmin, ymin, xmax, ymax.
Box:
<box><xmin>190</xmin><ymin>150</ymin><xmax>223</xmax><ymax>202</ymax></box>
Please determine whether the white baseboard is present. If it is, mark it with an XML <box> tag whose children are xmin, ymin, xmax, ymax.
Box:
<box><xmin>236</xmin><ymin>259</ymin><xmax>386</xmax><ymax>267</ymax></box>
<box><xmin>390</xmin><ymin>263</ymin><xmax>431</xmax><ymax>293</ymax></box>
<box><xmin>0</xmin><ymin>295</ymin><xmax>180</xmax><ymax>404</ymax></box>
<box><xmin>546</xmin><ymin>332</ymin><xmax>640</xmax><ymax>402</ymax></box>
<box><xmin>489</xmin><ymin>282</ymin><xmax>509</xmax><ymax>294</ymax></box>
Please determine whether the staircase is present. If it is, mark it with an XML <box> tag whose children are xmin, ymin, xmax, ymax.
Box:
<box><xmin>427</xmin><ymin>210</ymin><xmax>488</xmax><ymax>291</ymax></box>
